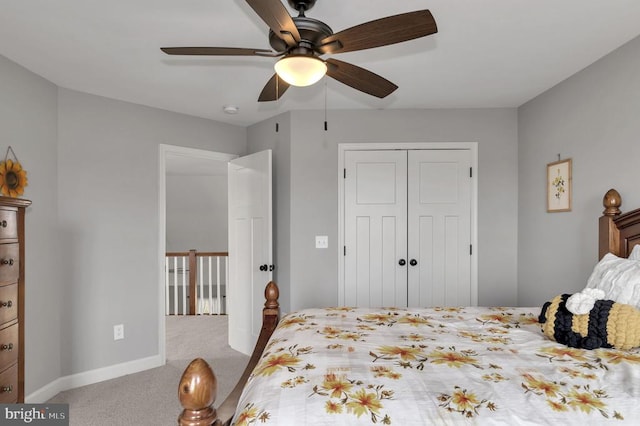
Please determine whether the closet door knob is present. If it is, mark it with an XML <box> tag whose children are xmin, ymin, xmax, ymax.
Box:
<box><xmin>259</xmin><ymin>264</ymin><xmax>268</xmax><ymax>271</ymax></box>
<box><xmin>409</xmin><ymin>259</ymin><xmax>418</xmax><ymax>266</ymax></box>
<box><xmin>1</xmin><ymin>385</ymin><xmax>12</xmax><ymax>393</ymax></box>
<box><xmin>0</xmin><ymin>300</ymin><xmax>12</xmax><ymax>308</ymax></box>
<box><xmin>0</xmin><ymin>343</ymin><xmax>12</xmax><ymax>351</ymax></box>
<box><xmin>398</xmin><ymin>259</ymin><xmax>406</xmax><ymax>266</ymax></box>
<box><xmin>1</xmin><ymin>259</ymin><xmax>13</xmax><ymax>266</ymax></box>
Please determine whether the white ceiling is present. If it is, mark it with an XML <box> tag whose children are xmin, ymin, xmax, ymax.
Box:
<box><xmin>1</xmin><ymin>1</ymin><xmax>640</xmax><ymax>127</ymax></box>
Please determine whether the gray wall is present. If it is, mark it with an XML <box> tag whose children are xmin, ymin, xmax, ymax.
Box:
<box><xmin>0</xmin><ymin>55</ymin><xmax>62</xmax><ymax>396</ymax></box>
<box><xmin>249</xmin><ymin>108</ymin><xmax>519</xmax><ymax>312</ymax></box>
<box><xmin>518</xmin><ymin>35</ymin><xmax>640</xmax><ymax>306</ymax></box>
<box><xmin>166</xmin><ymin>174</ymin><xmax>228</xmax><ymax>252</ymax></box>
<box><xmin>56</xmin><ymin>88</ymin><xmax>246</xmax><ymax>376</ymax></box>
<box><xmin>247</xmin><ymin>113</ymin><xmax>292</xmax><ymax>312</ymax></box>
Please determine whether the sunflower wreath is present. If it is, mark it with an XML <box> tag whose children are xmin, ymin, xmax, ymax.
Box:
<box><xmin>0</xmin><ymin>146</ymin><xmax>28</xmax><ymax>197</ymax></box>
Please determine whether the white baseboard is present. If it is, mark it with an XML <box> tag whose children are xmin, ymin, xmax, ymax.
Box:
<box><xmin>26</xmin><ymin>355</ymin><xmax>163</xmax><ymax>403</ymax></box>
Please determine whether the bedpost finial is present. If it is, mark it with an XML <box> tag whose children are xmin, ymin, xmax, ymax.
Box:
<box><xmin>178</xmin><ymin>358</ymin><xmax>219</xmax><ymax>426</ymax></box>
<box><xmin>603</xmin><ymin>189</ymin><xmax>622</xmax><ymax>216</ymax></box>
<box><xmin>265</xmin><ymin>281</ymin><xmax>280</xmax><ymax>310</ymax></box>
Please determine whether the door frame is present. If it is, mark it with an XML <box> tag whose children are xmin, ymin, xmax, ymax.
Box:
<box><xmin>158</xmin><ymin>144</ymin><xmax>237</xmax><ymax>364</ymax></box>
<box><xmin>337</xmin><ymin>142</ymin><xmax>478</xmax><ymax>306</ymax></box>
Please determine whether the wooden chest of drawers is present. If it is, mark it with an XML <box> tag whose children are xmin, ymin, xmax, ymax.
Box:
<box><xmin>0</xmin><ymin>197</ymin><xmax>30</xmax><ymax>403</ymax></box>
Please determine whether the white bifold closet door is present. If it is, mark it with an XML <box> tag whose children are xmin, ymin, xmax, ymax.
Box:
<box><xmin>344</xmin><ymin>149</ymin><xmax>471</xmax><ymax>308</ymax></box>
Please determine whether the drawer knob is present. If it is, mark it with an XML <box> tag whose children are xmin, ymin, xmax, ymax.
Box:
<box><xmin>0</xmin><ymin>258</ymin><xmax>14</xmax><ymax>266</ymax></box>
<box><xmin>1</xmin><ymin>385</ymin><xmax>12</xmax><ymax>393</ymax></box>
<box><xmin>0</xmin><ymin>343</ymin><xmax>13</xmax><ymax>351</ymax></box>
<box><xmin>0</xmin><ymin>300</ymin><xmax>12</xmax><ymax>308</ymax></box>
<box><xmin>0</xmin><ymin>220</ymin><xmax>6</xmax><ymax>228</ymax></box>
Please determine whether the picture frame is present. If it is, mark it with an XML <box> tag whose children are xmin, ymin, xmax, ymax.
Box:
<box><xmin>547</xmin><ymin>158</ymin><xmax>572</xmax><ymax>212</ymax></box>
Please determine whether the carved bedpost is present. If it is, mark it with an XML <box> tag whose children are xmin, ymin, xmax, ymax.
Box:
<box><xmin>178</xmin><ymin>358</ymin><xmax>220</xmax><ymax>426</ymax></box>
<box><xmin>599</xmin><ymin>189</ymin><xmax>622</xmax><ymax>259</ymax></box>
<box><xmin>263</xmin><ymin>281</ymin><xmax>280</xmax><ymax>330</ymax></box>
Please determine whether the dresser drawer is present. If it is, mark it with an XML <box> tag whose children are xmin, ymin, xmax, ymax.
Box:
<box><xmin>0</xmin><ymin>363</ymin><xmax>17</xmax><ymax>403</ymax></box>
<box><xmin>0</xmin><ymin>243</ymin><xmax>18</xmax><ymax>285</ymax></box>
<box><xmin>0</xmin><ymin>324</ymin><xmax>18</xmax><ymax>369</ymax></box>
<box><xmin>0</xmin><ymin>285</ymin><xmax>17</xmax><ymax>325</ymax></box>
<box><xmin>0</xmin><ymin>209</ymin><xmax>17</xmax><ymax>241</ymax></box>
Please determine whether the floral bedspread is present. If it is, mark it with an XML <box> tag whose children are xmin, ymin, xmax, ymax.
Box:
<box><xmin>232</xmin><ymin>306</ymin><xmax>640</xmax><ymax>425</ymax></box>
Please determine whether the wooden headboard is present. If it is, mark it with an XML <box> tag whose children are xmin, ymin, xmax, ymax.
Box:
<box><xmin>599</xmin><ymin>189</ymin><xmax>640</xmax><ymax>259</ymax></box>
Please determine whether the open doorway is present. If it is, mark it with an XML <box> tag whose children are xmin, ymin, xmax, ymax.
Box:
<box><xmin>158</xmin><ymin>144</ymin><xmax>237</xmax><ymax>363</ymax></box>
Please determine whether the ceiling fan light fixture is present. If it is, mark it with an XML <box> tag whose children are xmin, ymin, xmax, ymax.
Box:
<box><xmin>274</xmin><ymin>55</ymin><xmax>327</xmax><ymax>87</ymax></box>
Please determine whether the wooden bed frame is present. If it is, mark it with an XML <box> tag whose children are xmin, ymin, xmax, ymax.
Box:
<box><xmin>177</xmin><ymin>281</ymin><xmax>280</xmax><ymax>426</ymax></box>
<box><xmin>599</xmin><ymin>188</ymin><xmax>640</xmax><ymax>259</ymax></box>
<box><xmin>176</xmin><ymin>188</ymin><xmax>640</xmax><ymax>426</ymax></box>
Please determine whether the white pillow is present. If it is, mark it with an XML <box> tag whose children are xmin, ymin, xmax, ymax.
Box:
<box><xmin>586</xmin><ymin>252</ymin><xmax>640</xmax><ymax>309</ymax></box>
<box><xmin>630</xmin><ymin>244</ymin><xmax>640</xmax><ymax>260</ymax></box>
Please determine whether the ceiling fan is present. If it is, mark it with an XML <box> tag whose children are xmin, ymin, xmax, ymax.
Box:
<box><xmin>161</xmin><ymin>0</ymin><xmax>437</xmax><ymax>102</ymax></box>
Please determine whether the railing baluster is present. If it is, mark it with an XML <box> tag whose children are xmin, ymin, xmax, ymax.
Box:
<box><xmin>198</xmin><ymin>256</ymin><xmax>203</xmax><ymax>315</ymax></box>
<box><xmin>173</xmin><ymin>257</ymin><xmax>178</xmax><ymax>315</ymax></box>
<box><xmin>224</xmin><ymin>257</ymin><xmax>228</xmax><ymax>315</ymax></box>
<box><xmin>182</xmin><ymin>256</ymin><xmax>187</xmax><ymax>316</ymax></box>
<box><xmin>189</xmin><ymin>250</ymin><xmax>197</xmax><ymax>315</ymax></box>
<box><xmin>165</xmin><ymin>257</ymin><xmax>170</xmax><ymax>315</ymax></box>
<box><xmin>216</xmin><ymin>257</ymin><xmax>221</xmax><ymax>315</ymax></box>
<box><xmin>207</xmin><ymin>256</ymin><xmax>215</xmax><ymax>315</ymax></box>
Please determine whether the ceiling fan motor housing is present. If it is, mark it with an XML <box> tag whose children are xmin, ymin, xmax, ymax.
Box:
<box><xmin>288</xmin><ymin>0</ymin><xmax>317</xmax><ymax>13</ymax></box>
<box><xmin>268</xmin><ymin>16</ymin><xmax>333</xmax><ymax>53</ymax></box>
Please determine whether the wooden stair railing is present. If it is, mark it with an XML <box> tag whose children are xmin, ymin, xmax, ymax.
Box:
<box><xmin>166</xmin><ymin>250</ymin><xmax>228</xmax><ymax>315</ymax></box>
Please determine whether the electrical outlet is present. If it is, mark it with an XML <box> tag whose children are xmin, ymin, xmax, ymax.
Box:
<box><xmin>113</xmin><ymin>324</ymin><xmax>124</xmax><ymax>341</ymax></box>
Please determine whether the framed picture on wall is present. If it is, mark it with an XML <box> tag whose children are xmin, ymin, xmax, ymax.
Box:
<box><xmin>547</xmin><ymin>158</ymin><xmax>572</xmax><ymax>212</ymax></box>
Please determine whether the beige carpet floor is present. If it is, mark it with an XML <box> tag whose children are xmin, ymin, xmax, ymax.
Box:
<box><xmin>46</xmin><ymin>315</ymin><xmax>248</xmax><ymax>426</ymax></box>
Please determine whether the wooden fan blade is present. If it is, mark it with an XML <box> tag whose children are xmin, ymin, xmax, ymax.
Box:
<box><xmin>318</xmin><ymin>10</ymin><xmax>437</xmax><ymax>54</ymax></box>
<box><xmin>161</xmin><ymin>47</ymin><xmax>273</xmax><ymax>56</ymax></box>
<box><xmin>258</xmin><ymin>74</ymin><xmax>291</xmax><ymax>102</ymax></box>
<box><xmin>326</xmin><ymin>58</ymin><xmax>397</xmax><ymax>98</ymax></box>
<box><xmin>246</xmin><ymin>0</ymin><xmax>300</xmax><ymax>46</ymax></box>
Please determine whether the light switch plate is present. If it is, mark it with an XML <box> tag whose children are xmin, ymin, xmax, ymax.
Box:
<box><xmin>315</xmin><ymin>235</ymin><xmax>328</xmax><ymax>249</ymax></box>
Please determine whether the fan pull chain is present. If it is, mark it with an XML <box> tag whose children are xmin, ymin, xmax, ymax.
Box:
<box><xmin>324</xmin><ymin>78</ymin><xmax>328</xmax><ymax>131</ymax></box>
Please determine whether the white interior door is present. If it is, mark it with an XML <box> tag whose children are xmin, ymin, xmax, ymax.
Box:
<box><xmin>344</xmin><ymin>150</ymin><xmax>408</xmax><ymax>307</ymax></box>
<box><xmin>228</xmin><ymin>150</ymin><xmax>272</xmax><ymax>355</ymax></box>
<box><xmin>407</xmin><ymin>150</ymin><xmax>471</xmax><ymax>306</ymax></box>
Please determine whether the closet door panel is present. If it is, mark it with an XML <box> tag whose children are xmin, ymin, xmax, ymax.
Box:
<box><xmin>416</xmin><ymin>216</ymin><xmax>435</xmax><ymax>305</ymax></box>
<box><xmin>444</xmin><ymin>215</ymin><xmax>462</xmax><ymax>305</ymax></box>
<box><xmin>408</xmin><ymin>150</ymin><xmax>471</xmax><ymax>307</ymax></box>
<box><xmin>354</xmin><ymin>216</ymin><xmax>371</xmax><ymax>306</ymax></box>
<box><xmin>344</xmin><ymin>150</ymin><xmax>408</xmax><ymax>307</ymax></box>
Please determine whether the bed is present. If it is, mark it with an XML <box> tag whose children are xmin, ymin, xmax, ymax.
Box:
<box><xmin>177</xmin><ymin>188</ymin><xmax>640</xmax><ymax>425</ymax></box>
